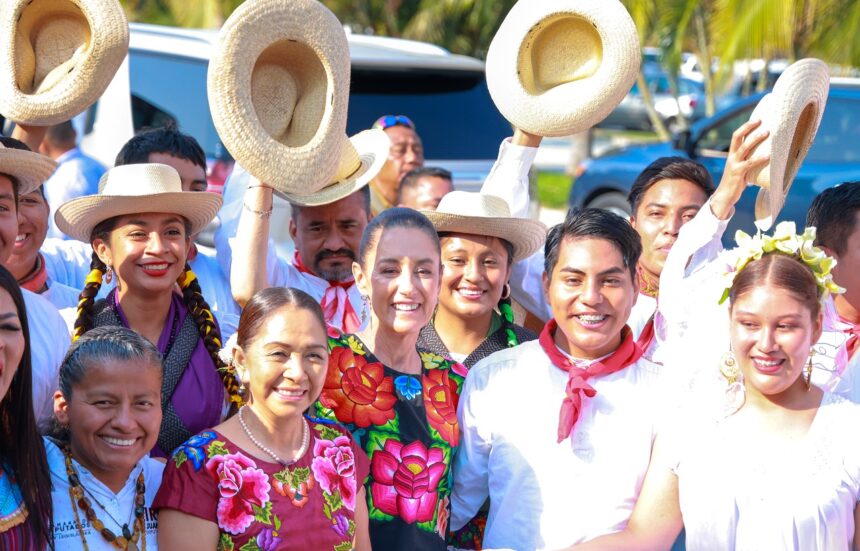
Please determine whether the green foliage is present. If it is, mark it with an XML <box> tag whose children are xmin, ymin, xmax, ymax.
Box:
<box><xmin>536</xmin><ymin>172</ymin><xmax>573</xmax><ymax>210</ymax></box>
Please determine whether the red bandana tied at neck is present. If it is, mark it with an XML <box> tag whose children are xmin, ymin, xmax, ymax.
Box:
<box><xmin>19</xmin><ymin>254</ymin><xmax>48</xmax><ymax>293</ymax></box>
<box><xmin>293</xmin><ymin>251</ymin><xmax>361</xmax><ymax>333</ymax></box>
<box><xmin>841</xmin><ymin>316</ymin><xmax>860</xmax><ymax>360</ymax></box>
<box><xmin>539</xmin><ymin>319</ymin><xmax>650</xmax><ymax>443</ymax></box>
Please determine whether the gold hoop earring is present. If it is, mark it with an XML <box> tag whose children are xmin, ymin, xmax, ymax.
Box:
<box><xmin>719</xmin><ymin>350</ymin><xmax>740</xmax><ymax>385</ymax></box>
<box><xmin>805</xmin><ymin>349</ymin><xmax>815</xmax><ymax>390</ymax></box>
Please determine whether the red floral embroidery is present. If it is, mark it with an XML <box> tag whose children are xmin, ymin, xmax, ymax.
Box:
<box><xmin>321</xmin><ymin>347</ymin><xmax>397</xmax><ymax>427</ymax></box>
<box><xmin>205</xmin><ymin>452</ymin><xmax>271</xmax><ymax>534</ymax></box>
<box><xmin>422</xmin><ymin>369</ymin><xmax>459</xmax><ymax>446</ymax></box>
<box><xmin>370</xmin><ymin>440</ymin><xmax>446</xmax><ymax>524</ymax></box>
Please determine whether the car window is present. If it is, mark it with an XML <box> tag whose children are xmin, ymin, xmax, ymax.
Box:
<box><xmin>696</xmin><ymin>106</ymin><xmax>754</xmax><ymax>153</ymax></box>
<box><xmin>347</xmin><ymin>68</ymin><xmax>511</xmax><ymax>159</ymax></box>
<box><xmin>128</xmin><ymin>51</ymin><xmax>222</xmax><ymax>159</ymax></box>
<box><xmin>806</xmin><ymin>98</ymin><xmax>860</xmax><ymax>163</ymax></box>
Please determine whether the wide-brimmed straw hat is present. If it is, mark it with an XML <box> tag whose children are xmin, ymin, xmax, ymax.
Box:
<box><xmin>485</xmin><ymin>0</ymin><xmax>640</xmax><ymax>137</ymax></box>
<box><xmin>55</xmin><ymin>163</ymin><xmax>223</xmax><ymax>242</ymax></box>
<box><xmin>208</xmin><ymin>0</ymin><xmax>354</xmax><ymax>197</ymax></box>
<box><xmin>284</xmin><ymin>128</ymin><xmax>390</xmax><ymax>206</ymax></box>
<box><xmin>0</xmin><ymin>142</ymin><xmax>57</xmax><ymax>195</ymax></box>
<box><xmin>421</xmin><ymin>191</ymin><xmax>547</xmax><ymax>262</ymax></box>
<box><xmin>0</xmin><ymin>0</ymin><xmax>129</xmax><ymax>125</ymax></box>
<box><xmin>747</xmin><ymin>59</ymin><xmax>829</xmax><ymax>229</ymax></box>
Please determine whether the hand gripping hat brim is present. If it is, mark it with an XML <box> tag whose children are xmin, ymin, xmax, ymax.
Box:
<box><xmin>0</xmin><ymin>144</ymin><xmax>57</xmax><ymax>196</ymax></box>
<box><xmin>421</xmin><ymin>191</ymin><xmax>548</xmax><ymax>263</ymax></box>
<box><xmin>0</xmin><ymin>0</ymin><xmax>129</xmax><ymax>125</ymax></box>
<box><xmin>55</xmin><ymin>163</ymin><xmax>222</xmax><ymax>243</ymax></box>
<box><xmin>748</xmin><ymin>58</ymin><xmax>830</xmax><ymax>230</ymax></box>
<box><xmin>208</xmin><ymin>0</ymin><xmax>351</xmax><ymax>197</ymax></box>
<box><xmin>485</xmin><ymin>0</ymin><xmax>641</xmax><ymax>138</ymax></box>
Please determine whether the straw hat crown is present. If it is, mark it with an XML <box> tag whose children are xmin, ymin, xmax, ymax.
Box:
<box><xmin>55</xmin><ymin>163</ymin><xmax>222</xmax><ymax>242</ymax></box>
<box><xmin>422</xmin><ymin>191</ymin><xmax>547</xmax><ymax>262</ymax></box>
<box><xmin>208</xmin><ymin>0</ymin><xmax>354</xmax><ymax>197</ymax></box>
<box><xmin>0</xmin><ymin>142</ymin><xmax>57</xmax><ymax>195</ymax></box>
<box><xmin>0</xmin><ymin>0</ymin><xmax>129</xmax><ymax>125</ymax></box>
<box><xmin>747</xmin><ymin>58</ymin><xmax>830</xmax><ymax>229</ymax></box>
<box><xmin>485</xmin><ymin>0</ymin><xmax>640</xmax><ymax>137</ymax></box>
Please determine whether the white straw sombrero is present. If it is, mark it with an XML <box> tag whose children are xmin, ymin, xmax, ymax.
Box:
<box><xmin>422</xmin><ymin>191</ymin><xmax>548</xmax><ymax>262</ymax></box>
<box><xmin>0</xmin><ymin>142</ymin><xmax>57</xmax><ymax>195</ymax></box>
<box><xmin>55</xmin><ymin>163</ymin><xmax>222</xmax><ymax>242</ymax></box>
<box><xmin>208</xmin><ymin>0</ymin><xmax>352</xmax><ymax>197</ymax></box>
<box><xmin>485</xmin><ymin>0</ymin><xmax>640</xmax><ymax>137</ymax></box>
<box><xmin>284</xmin><ymin>128</ymin><xmax>390</xmax><ymax>206</ymax></box>
<box><xmin>0</xmin><ymin>0</ymin><xmax>129</xmax><ymax>125</ymax></box>
<box><xmin>747</xmin><ymin>59</ymin><xmax>830</xmax><ymax>230</ymax></box>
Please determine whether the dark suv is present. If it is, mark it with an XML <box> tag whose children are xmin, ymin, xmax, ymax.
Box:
<box><xmin>570</xmin><ymin>78</ymin><xmax>860</xmax><ymax>241</ymax></box>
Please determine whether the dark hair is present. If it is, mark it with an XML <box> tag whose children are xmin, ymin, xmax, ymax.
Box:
<box><xmin>114</xmin><ymin>125</ymin><xmax>206</xmax><ymax>170</ymax></box>
<box><xmin>73</xmin><ymin>216</ymin><xmax>242</xmax><ymax>407</ymax></box>
<box><xmin>358</xmin><ymin>207</ymin><xmax>441</xmax><ymax>267</ymax></box>
<box><xmin>729</xmin><ymin>253</ymin><xmax>821</xmax><ymax>319</ymax></box>
<box><xmin>0</xmin><ymin>136</ymin><xmax>32</xmax><ymax>205</ymax></box>
<box><xmin>627</xmin><ymin>157</ymin><xmax>715</xmax><ymax>215</ymax></box>
<box><xmin>544</xmin><ymin>208</ymin><xmax>642</xmax><ymax>279</ymax></box>
<box><xmin>397</xmin><ymin>167</ymin><xmax>453</xmax><ymax>204</ymax></box>
<box><xmin>806</xmin><ymin>182</ymin><xmax>860</xmax><ymax>255</ymax></box>
<box><xmin>290</xmin><ymin>185</ymin><xmax>371</xmax><ymax>221</ymax></box>
<box><xmin>0</xmin><ymin>265</ymin><xmax>52</xmax><ymax>547</ymax></box>
<box><xmin>52</xmin><ymin>326</ymin><xmax>162</xmax><ymax>443</ymax></box>
<box><xmin>45</xmin><ymin>121</ymin><xmax>77</xmax><ymax>149</ymax></box>
<box><xmin>237</xmin><ymin>287</ymin><xmax>326</xmax><ymax>349</ymax></box>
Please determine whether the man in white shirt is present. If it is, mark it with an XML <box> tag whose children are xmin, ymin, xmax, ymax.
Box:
<box><xmin>451</xmin><ymin>208</ymin><xmax>662</xmax><ymax>549</ymax></box>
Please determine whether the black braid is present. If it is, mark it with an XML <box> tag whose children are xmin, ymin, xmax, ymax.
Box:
<box><xmin>73</xmin><ymin>253</ymin><xmax>107</xmax><ymax>342</ymax></box>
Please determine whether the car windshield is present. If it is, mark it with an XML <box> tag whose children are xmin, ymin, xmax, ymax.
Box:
<box><xmin>347</xmin><ymin>67</ymin><xmax>511</xmax><ymax>159</ymax></box>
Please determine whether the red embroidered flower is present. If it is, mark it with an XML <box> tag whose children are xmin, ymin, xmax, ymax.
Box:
<box><xmin>311</xmin><ymin>435</ymin><xmax>359</xmax><ymax>510</ymax></box>
<box><xmin>205</xmin><ymin>452</ymin><xmax>271</xmax><ymax>534</ymax></box>
<box><xmin>321</xmin><ymin>347</ymin><xmax>397</xmax><ymax>427</ymax></box>
<box><xmin>422</xmin><ymin>369</ymin><xmax>459</xmax><ymax>446</ymax></box>
<box><xmin>370</xmin><ymin>440</ymin><xmax>446</xmax><ymax>524</ymax></box>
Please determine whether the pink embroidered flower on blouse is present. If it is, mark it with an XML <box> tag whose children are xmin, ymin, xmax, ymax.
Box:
<box><xmin>370</xmin><ymin>440</ymin><xmax>446</xmax><ymax>524</ymax></box>
<box><xmin>311</xmin><ymin>435</ymin><xmax>358</xmax><ymax>510</ymax></box>
<box><xmin>206</xmin><ymin>452</ymin><xmax>271</xmax><ymax>534</ymax></box>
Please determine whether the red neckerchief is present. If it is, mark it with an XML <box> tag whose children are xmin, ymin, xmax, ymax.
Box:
<box><xmin>840</xmin><ymin>315</ymin><xmax>860</xmax><ymax>360</ymax></box>
<box><xmin>293</xmin><ymin>251</ymin><xmax>361</xmax><ymax>333</ymax></box>
<box><xmin>636</xmin><ymin>264</ymin><xmax>659</xmax><ymax>299</ymax></box>
<box><xmin>539</xmin><ymin>319</ymin><xmax>651</xmax><ymax>443</ymax></box>
<box><xmin>19</xmin><ymin>254</ymin><xmax>48</xmax><ymax>294</ymax></box>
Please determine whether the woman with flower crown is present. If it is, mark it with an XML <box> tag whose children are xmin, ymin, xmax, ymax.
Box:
<box><xmin>566</xmin><ymin>225</ymin><xmax>860</xmax><ymax>550</ymax></box>
<box><xmin>54</xmin><ymin>163</ymin><xmax>242</xmax><ymax>458</ymax></box>
<box><xmin>155</xmin><ymin>287</ymin><xmax>371</xmax><ymax>550</ymax></box>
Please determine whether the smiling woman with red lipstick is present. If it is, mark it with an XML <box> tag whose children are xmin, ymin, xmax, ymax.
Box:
<box><xmin>568</xmin><ymin>226</ymin><xmax>860</xmax><ymax>551</ymax></box>
<box><xmin>55</xmin><ymin>163</ymin><xmax>242</xmax><ymax>458</ymax></box>
<box><xmin>314</xmin><ymin>208</ymin><xmax>464</xmax><ymax>550</ymax></box>
<box><xmin>155</xmin><ymin>287</ymin><xmax>371</xmax><ymax>550</ymax></box>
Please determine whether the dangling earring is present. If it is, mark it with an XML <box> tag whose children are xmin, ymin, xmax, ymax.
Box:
<box><xmin>805</xmin><ymin>349</ymin><xmax>815</xmax><ymax>390</ymax></box>
<box><xmin>719</xmin><ymin>349</ymin><xmax>740</xmax><ymax>385</ymax></box>
<box><xmin>501</xmin><ymin>283</ymin><xmax>511</xmax><ymax>300</ymax></box>
<box><xmin>105</xmin><ymin>265</ymin><xmax>113</xmax><ymax>284</ymax></box>
<box><xmin>360</xmin><ymin>295</ymin><xmax>369</xmax><ymax>325</ymax></box>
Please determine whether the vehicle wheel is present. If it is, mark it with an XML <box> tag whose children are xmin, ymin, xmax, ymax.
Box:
<box><xmin>588</xmin><ymin>192</ymin><xmax>632</xmax><ymax>218</ymax></box>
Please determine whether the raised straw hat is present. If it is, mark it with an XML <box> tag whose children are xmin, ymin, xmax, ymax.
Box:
<box><xmin>747</xmin><ymin>58</ymin><xmax>830</xmax><ymax>230</ymax></box>
<box><xmin>208</xmin><ymin>0</ymin><xmax>354</xmax><ymax>197</ymax></box>
<box><xmin>0</xmin><ymin>142</ymin><xmax>57</xmax><ymax>195</ymax></box>
<box><xmin>485</xmin><ymin>0</ymin><xmax>640</xmax><ymax>137</ymax></box>
<box><xmin>421</xmin><ymin>191</ymin><xmax>548</xmax><ymax>262</ymax></box>
<box><xmin>0</xmin><ymin>0</ymin><xmax>129</xmax><ymax>125</ymax></box>
<box><xmin>55</xmin><ymin>163</ymin><xmax>223</xmax><ymax>242</ymax></box>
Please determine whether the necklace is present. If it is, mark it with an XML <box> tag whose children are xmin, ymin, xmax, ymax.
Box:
<box><xmin>62</xmin><ymin>446</ymin><xmax>147</xmax><ymax>551</ymax></box>
<box><xmin>238</xmin><ymin>406</ymin><xmax>310</xmax><ymax>466</ymax></box>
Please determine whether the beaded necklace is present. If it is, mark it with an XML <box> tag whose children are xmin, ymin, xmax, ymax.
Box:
<box><xmin>238</xmin><ymin>407</ymin><xmax>310</xmax><ymax>466</ymax></box>
<box><xmin>62</xmin><ymin>446</ymin><xmax>147</xmax><ymax>550</ymax></box>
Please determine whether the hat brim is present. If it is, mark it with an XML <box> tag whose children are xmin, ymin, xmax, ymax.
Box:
<box><xmin>55</xmin><ymin>191</ymin><xmax>222</xmax><ymax>242</ymax></box>
<box><xmin>750</xmin><ymin>59</ymin><xmax>829</xmax><ymax>229</ymax></box>
<box><xmin>0</xmin><ymin>148</ymin><xmax>56</xmax><ymax>195</ymax></box>
<box><xmin>486</xmin><ymin>0</ymin><xmax>640</xmax><ymax>137</ymax></box>
<box><xmin>0</xmin><ymin>0</ymin><xmax>129</xmax><ymax>125</ymax></box>
<box><xmin>421</xmin><ymin>211</ymin><xmax>547</xmax><ymax>263</ymax></box>
<box><xmin>283</xmin><ymin>129</ymin><xmax>389</xmax><ymax>207</ymax></box>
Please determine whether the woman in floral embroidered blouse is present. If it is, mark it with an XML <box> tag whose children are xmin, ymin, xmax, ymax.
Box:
<box><xmin>155</xmin><ymin>288</ymin><xmax>371</xmax><ymax>550</ymax></box>
<box><xmin>314</xmin><ymin>208</ymin><xmax>465</xmax><ymax>550</ymax></box>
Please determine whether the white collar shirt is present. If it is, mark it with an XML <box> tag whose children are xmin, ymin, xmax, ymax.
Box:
<box><xmin>24</xmin><ymin>289</ymin><xmax>69</xmax><ymax>428</ymax></box>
